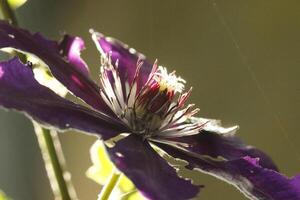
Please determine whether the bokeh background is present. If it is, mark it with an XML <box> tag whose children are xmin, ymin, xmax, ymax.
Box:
<box><xmin>0</xmin><ymin>0</ymin><xmax>299</xmax><ymax>199</ymax></box>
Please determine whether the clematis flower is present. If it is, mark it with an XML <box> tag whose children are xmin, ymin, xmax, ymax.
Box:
<box><xmin>0</xmin><ymin>21</ymin><xmax>299</xmax><ymax>200</ymax></box>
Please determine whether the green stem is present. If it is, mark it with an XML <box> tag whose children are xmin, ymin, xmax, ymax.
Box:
<box><xmin>0</xmin><ymin>1</ymin><xmax>77</xmax><ymax>199</ymax></box>
<box><xmin>34</xmin><ymin>125</ymin><xmax>78</xmax><ymax>200</ymax></box>
<box><xmin>98</xmin><ymin>168</ymin><xmax>121</xmax><ymax>200</ymax></box>
<box><xmin>0</xmin><ymin>0</ymin><xmax>18</xmax><ymax>25</ymax></box>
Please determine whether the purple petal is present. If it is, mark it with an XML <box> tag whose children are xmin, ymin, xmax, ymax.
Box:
<box><xmin>106</xmin><ymin>134</ymin><xmax>200</xmax><ymax>200</ymax></box>
<box><xmin>0</xmin><ymin>58</ymin><xmax>126</xmax><ymax>140</ymax></box>
<box><xmin>59</xmin><ymin>35</ymin><xmax>89</xmax><ymax>76</ymax></box>
<box><xmin>155</xmin><ymin>143</ymin><xmax>300</xmax><ymax>200</ymax></box>
<box><xmin>168</xmin><ymin>130</ymin><xmax>277</xmax><ymax>171</ymax></box>
<box><xmin>234</xmin><ymin>157</ymin><xmax>300</xmax><ymax>200</ymax></box>
<box><xmin>0</xmin><ymin>21</ymin><xmax>113</xmax><ymax>115</ymax></box>
<box><xmin>91</xmin><ymin>31</ymin><xmax>153</xmax><ymax>88</ymax></box>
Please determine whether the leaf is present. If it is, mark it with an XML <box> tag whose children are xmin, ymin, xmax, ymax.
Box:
<box><xmin>86</xmin><ymin>140</ymin><xmax>144</xmax><ymax>200</ymax></box>
<box><xmin>7</xmin><ymin>0</ymin><xmax>27</xmax><ymax>9</ymax></box>
<box><xmin>0</xmin><ymin>190</ymin><xmax>10</xmax><ymax>200</ymax></box>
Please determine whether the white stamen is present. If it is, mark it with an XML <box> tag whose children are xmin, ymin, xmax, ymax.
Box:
<box><xmin>153</xmin><ymin>66</ymin><xmax>186</xmax><ymax>93</ymax></box>
<box><xmin>99</xmin><ymin>53</ymin><xmax>202</xmax><ymax>139</ymax></box>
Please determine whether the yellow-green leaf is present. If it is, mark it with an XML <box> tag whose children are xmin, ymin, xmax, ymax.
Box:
<box><xmin>87</xmin><ymin>140</ymin><xmax>144</xmax><ymax>200</ymax></box>
<box><xmin>0</xmin><ymin>190</ymin><xmax>10</xmax><ymax>200</ymax></box>
<box><xmin>7</xmin><ymin>0</ymin><xmax>27</xmax><ymax>9</ymax></box>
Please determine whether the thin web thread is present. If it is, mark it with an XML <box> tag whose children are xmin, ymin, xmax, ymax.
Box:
<box><xmin>210</xmin><ymin>0</ymin><xmax>300</xmax><ymax>162</ymax></box>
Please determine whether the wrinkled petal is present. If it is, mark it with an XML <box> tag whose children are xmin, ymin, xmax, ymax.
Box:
<box><xmin>0</xmin><ymin>58</ymin><xmax>126</xmax><ymax>140</ymax></box>
<box><xmin>195</xmin><ymin>117</ymin><xmax>239</xmax><ymax>135</ymax></box>
<box><xmin>155</xmin><ymin>142</ymin><xmax>300</xmax><ymax>200</ymax></box>
<box><xmin>0</xmin><ymin>21</ymin><xmax>113</xmax><ymax>115</ymax></box>
<box><xmin>165</xmin><ymin>121</ymin><xmax>277</xmax><ymax>170</ymax></box>
<box><xmin>91</xmin><ymin>31</ymin><xmax>152</xmax><ymax>89</ymax></box>
<box><xmin>228</xmin><ymin>157</ymin><xmax>300</xmax><ymax>200</ymax></box>
<box><xmin>59</xmin><ymin>35</ymin><xmax>89</xmax><ymax>76</ymax></box>
<box><xmin>106</xmin><ymin>134</ymin><xmax>200</xmax><ymax>200</ymax></box>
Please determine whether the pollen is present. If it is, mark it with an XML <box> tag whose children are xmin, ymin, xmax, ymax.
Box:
<box><xmin>154</xmin><ymin>66</ymin><xmax>186</xmax><ymax>94</ymax></box>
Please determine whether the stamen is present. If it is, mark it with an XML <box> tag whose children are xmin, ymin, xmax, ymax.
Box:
<box><xmin>153</xmin><ymin>66</ymin><xmax>186</xmax><ymax>94</ymax></box>
<box><xmin>99</xmin><ymin>55</ymin><xmax>203</xmax><ymax>139</ymax></box>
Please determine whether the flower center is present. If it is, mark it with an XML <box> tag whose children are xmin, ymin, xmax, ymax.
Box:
<box><xmin>134</xmin><ymin>66</ymin><xmax>183</xmax><ymax>116</ymax></box>
<box><xmin>99</xmin><ymin>54</ymin><xmax>204</xmax><ymax>139</ymax></box>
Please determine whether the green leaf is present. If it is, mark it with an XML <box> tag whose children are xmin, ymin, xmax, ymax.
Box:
<box><xmin>87</xmin><ymin>140</ymin><xmax>145</xmax><ymax>200</ymax></box>
<box><xmin>7</xmin><ymin>0</ymin><xmax>27</xmax><ymax>9</ymax></box>
<box><xmin>0</xmin><ymin>190</ymin><xmax>10</xmax><ymax>200</ymax></box>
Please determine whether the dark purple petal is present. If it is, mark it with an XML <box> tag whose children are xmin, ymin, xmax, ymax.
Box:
<box><xmin>168</xmin><ymin>130</ymin><xmax>278</xmax><ymax>171</ymax></box>
<box><xmin>0</xmin><ymin>21</ymin><xmax>113</xmax><ymax>115</ymax></box>
<box><xmin>0</xmin><ymin>58</ymin><xmax>127</xmax><ymax>140</ymax></box>
<box><xmin>155</xmin><ymin>143</ymin><xmax>300</xmax><ymax>200</ymax></box>
<box><xmin>91</xmin><ymin>31</ymin><xmax>153</xmax><ymax>88</ymax></box>
<box><xmin>59</xmin><ymin>35</ymin><xmax>89</xmax><ymax>76</ymax></box>
<box><xmin>106</xmin><ymin>134</ymin><xmax>200</xmax><ymax>200</ymax></box>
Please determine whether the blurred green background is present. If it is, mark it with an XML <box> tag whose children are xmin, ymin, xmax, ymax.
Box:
<box><xmin>0</xmin><ymin>0</ymin><xmax>299</xmax><ymax>199</ymax></box>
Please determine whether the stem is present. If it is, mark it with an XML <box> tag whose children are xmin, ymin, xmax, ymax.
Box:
<box><xmin>98</xmin><ymin>168</ymin><xmax>121</xmax><ymax>200</ymax></box>
<box><xmin>34</xmin><ymin>125</ymin><xmax>78</xmax><ymax>200</ymax></box>
<box><xmin>0</xmin><ymin>0</ymin><xmax>18</xmax><ymax>25</ymax></box>
<box><xmin>0</xmin><ymin>1</ymin><xmax>78</xmax><ymax>199</ymax></box>
<box><xmin>120</xmin><ymin>190</ymin><xmax>138</xmax><ymax>200</ymax></box>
